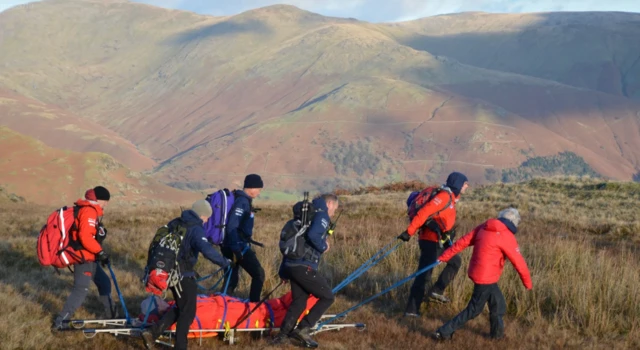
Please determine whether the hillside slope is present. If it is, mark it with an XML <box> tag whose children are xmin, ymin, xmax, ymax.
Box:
<box><xmin>0</xmin><ymin>1</ymin><xmax>639</xmax><ymax>190</ymax></box>
<box><xmin>0</xmin><ymin>126</ymin><xmax>196</xmax><ymax>205</ymax></box>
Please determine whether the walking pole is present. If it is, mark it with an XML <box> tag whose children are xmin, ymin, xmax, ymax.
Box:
<box><xmin>107</xmin><ymin>262</ymin><xmax>132</xmax><ymax>325</ymax></box>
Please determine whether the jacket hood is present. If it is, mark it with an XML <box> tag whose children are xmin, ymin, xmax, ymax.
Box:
<box><xmin>181</xmin><ymin>209</ymin><xmax>204</xmax><ymax>226</ymax></box>
<box><xmin>312</xmin><ymin>197</ymin><xmax>328</xmax><ymax>212</ymax></box>
<box><xmin>485</xmin><ymin>218</ymin><xmax>517</xmax><ymax>235</ymax></box>
<box><xmin>74</xmin><ymin>199</ymin><xmax>104</xmax><ymax>215</ymax></box>
<box><xmin>445</xmin><ymin>172</ymin><xmax>468</xmax><ymax>197</ymax></box>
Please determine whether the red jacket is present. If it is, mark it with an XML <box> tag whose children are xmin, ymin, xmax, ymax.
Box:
<box><xmin>407</xmin><ymin>190</ymin><xmax>458</xmax><ymax>242</ymax></box>
<box><xmin>438</xmin><ymin>219</ymin><xmax>532</xmax><ymax>289</ymax></box>
<box><xmin>70</xmin><ymin>199</ymin><xmax>104</xmax><ymax>262</ymax></box>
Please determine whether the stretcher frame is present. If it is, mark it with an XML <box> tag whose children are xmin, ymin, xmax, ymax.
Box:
<box><xmin>63</xmin><ymin>314</ymin><xmax>365</xmax><ymax>346</ymax></box>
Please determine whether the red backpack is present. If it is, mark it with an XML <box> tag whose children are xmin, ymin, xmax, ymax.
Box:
<box><xmin>37</xmin><ymin>206</ymin><xmax>86</xmax><ymax>269</ymax></box>
<box><xmin>407</xmin><ymin>186</ymin><xmax>453</xmax><ymax>220</ymax></box>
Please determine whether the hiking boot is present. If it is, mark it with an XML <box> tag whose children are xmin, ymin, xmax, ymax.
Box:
<box><xmin>428</xmin><ymin>292</ymin><xmax>451</xmax><ymax>304</ymax></box>
<box><xmin>290</xmin><ymin>327</ymin><xmax>318</xmax><ymax>348</ymax></box>
<box><xmin>431</xmin><ymin>331</ymin><xmax>453</xmax><ymax>341</ymax></box>
<box><xmin>270</xmin><ymin>332</ymin><xmax>291</xmax><ymax>346</ymax></box>
<box><xmin>141</xmin><ymin>330</ymin><xmax>156</xmax><ymax>350</ymax></box>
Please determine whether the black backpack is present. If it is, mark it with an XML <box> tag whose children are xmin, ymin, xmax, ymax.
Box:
<box><xmin>279</xmin><ymin>192</ymin><xmax>316</xmax><ymax>260</ymax></box>
<box><xmin>143</xmin><ymin>219</ymin><xmax>190</xmax><ymax>296</ymax></box>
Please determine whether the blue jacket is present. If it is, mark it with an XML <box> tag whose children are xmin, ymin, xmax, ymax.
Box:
<box><xmin>174</xmin><ymin>210</ymin><xmax>229</xmax><ymax>277</ymax></box>
<box><xmin>280</xmin><ymin>197</ymin><xmax>330</xmax><ymax>274</ymax></box>
<box><xmin>223</xmin><ymin>190</ymin><xmax>254</xmax><ymax>254</ymax></box>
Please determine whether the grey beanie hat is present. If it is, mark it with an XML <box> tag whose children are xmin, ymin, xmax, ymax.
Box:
<box><xmin>191</xmin><ymin>199</ymin><xmax>213</xmax><ymax>218</ymax></box>
<box><xmin>498</xmin><ymin>208</ymin><xmax>521</xmax><ymax>227</ymax></box>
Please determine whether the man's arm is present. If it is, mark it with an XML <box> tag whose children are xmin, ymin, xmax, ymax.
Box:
<box><xmin>438</xmin><ymin>225</ymin><xmax>480</xmax><ymax>263</ymax></box>
<box><xmin>502</xmin><ymin>235</ymin><xmax>533</xmax><ymax>290</ymax></box>
<box><xmin>305</xmin><ymin>211</ymin><xmax>329</xmax><ymax>253</ymax></box>
<box><xmin>407</xmin><ymin>192</ymin><xmax>450</xmax><ymax>236</ymax></box>
<box><xmin>225</xmin><ymin>198</ymin><xmax>249</xmax><ymax>253</ymax></box>
<box><xmin>76</xmin><ymin>207</ymin><xmax>102</xmax><ymax>254</ymax></box>
<box><xmin>192</xmin><ymin>229</ymin><xmax>230</xmax><ymax>268</ymax></box>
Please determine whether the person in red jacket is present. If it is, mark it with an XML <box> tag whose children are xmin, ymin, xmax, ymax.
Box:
<box><xmin>433</xmin><ymin>208</ymin><xmax>532</xmax><ymax>340</ymax></box>
<box><xmin>397</xmin><ymin>172</ymin><xmax>469</xmax><ymax>316</ymax></box>
<box><xmin>52</xmin><ymin>186</ymin><xmax>115</xmax><ymax>331</ymax></box>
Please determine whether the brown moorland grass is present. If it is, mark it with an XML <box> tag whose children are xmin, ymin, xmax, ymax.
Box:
<box><xmin>0</xmin><ymin>177</ymin><xmax>638</xmax><ymax>349</ymax></box>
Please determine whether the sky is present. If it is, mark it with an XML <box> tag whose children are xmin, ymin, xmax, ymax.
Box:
<box><xmin>2</xmin><ymin>0</ymin><xmax>640</xmax><ymax>22</ymax></box>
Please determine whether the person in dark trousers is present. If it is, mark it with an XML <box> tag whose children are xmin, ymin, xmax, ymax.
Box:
<box><xmin>271</xmin><ymin>193</ymin><xmax>339</xmax><ymax>348</ymax></box>
<box><xmin>141</xmin><ymin>200</ymin><xmax>231</xmax><ymax>350</ymax></box>
<box><xmin>221</xmin><ymin>174</ymin><xmax>265</xmax><ymax>302</ymax></box>
<box><xmin>398</xmin><ymin>172</ymin><xmax>469</xmax><ymax>316</ymax></box>
<box><xmin>52</xmin><ymin>186</ymin><xmax>115</xmax><ymax>331</ymax></box>
<box><xmin>433</xmin><ymin>208</ymin><xmax>532</xmax><ymax>340</ymax></box>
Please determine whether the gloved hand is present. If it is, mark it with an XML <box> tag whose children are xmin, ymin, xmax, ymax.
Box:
<box><xmin>97</xmin><ymin>251</ymin><xmax>110</xmax><ymax>267</ymax></box>
<box><xmin>226</xmin><ymin>258</ymin><xmax>236</xmax><ymax>270</ymax></box>
<box><xmin>397</xmin><ymin>231</ymin><xmax>411</xmax><ymax>242</ymax></box>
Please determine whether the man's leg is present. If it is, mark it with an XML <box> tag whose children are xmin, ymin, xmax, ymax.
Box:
<box><xmin>173</xmin><ymin>278</ymin><xmax>197</xmax><ymax>350</ymax></box>
<box><xmin>237</xmin><ymin>249</ymin><xmax>265</xmax><ymax>302</ymax></box>
<box><xmin>488</xmin><ymin>284</ymin><xmax>507</xmax><ymax>339</ymax></box>
<box><xmin>54</xmin><ymin>262</ymin><xmax>96</xmax><ymax>328</ymax></box>
<box><xmin>285</xmin><ymin>266</ymin><xmax>334</xmax><ymax>348</ymax></box>
<box><xmin>437</xmin><ymin>284</ymin><xmax>491</xmax><ymax>338</ymax></box>
<box><xmin>295</xmin><ymin>268</ymin><xmax>334</xmax><ymax>330</ymax></box>
<box><xmin>279</xmin><ymin>269</ymin><xmax>309</xmax><ymax>336</ymax></box>
<box><xmin>93</xmin><ymin>264</ymin><xmax>116</xmax><ymax>318</ymax></box>
<box><xmin>430</xmin><ymin>246</ymin><xmax>462</xmax><ymax>301</ymax></box>
<box><xmin>405</xmin><ymin>240</ymin><xmax>437</xmax><ymax>315</ymax></box>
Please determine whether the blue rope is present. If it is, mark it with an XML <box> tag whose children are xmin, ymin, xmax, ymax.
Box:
<box><xmin>140</xmin><ymin>295</ymin><xmax>158</xmax><ymax>329</ymax></box>
<box><xmin>196</xmin><ymin>267</ymin><xmax>226</xmax><ymax>292</ymax></box>
<box><xmin>222</xmin><ymin>265</ymin><xmax>233</xmax><ymax>295</ymax></box>
<box><xmin>332</xmin><ymin>240</ymin><xmax>402</xmax><ymax>294</ymax></box>
<box><xmin>107</xmin><ymin>262</ymin><xmax>131</xmax><ymax>325</ymax></box>
<box><xmin>317</xmin><ymin>261</ymin><xmax>441</xmax><ymax>329</ymax></box>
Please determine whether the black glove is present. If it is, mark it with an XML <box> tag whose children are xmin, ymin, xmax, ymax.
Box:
<box><xmin>96</xmin><ymin>224</ymin><xmax>108</xmax><ymax>244</ymax></box>
<box><xmin>397</xmin><ymin>231</ymin><xmax>411</xmax><ymax>242</ymax></box>
<box><xmin>97</xmin><ymin>251</ymin><xmax>110</xmax><ymax>266</ymax></box>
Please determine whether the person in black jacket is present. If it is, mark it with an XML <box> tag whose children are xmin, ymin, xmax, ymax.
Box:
<box><xmin>272</xmin><ymin>193</ymin><xmax>339</xmax><ymax>348</ymax></box>
<box><xmin>221</xmin><ymin>174</ymin><xmax>265</xmax><ymax>302</ymax></box>
<box><xmin>141</xmin><ymin>200</ymin><xmax>230</xmax><ymax>350</ymax></box>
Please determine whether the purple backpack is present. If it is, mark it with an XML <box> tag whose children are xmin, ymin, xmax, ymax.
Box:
<box><xmin>204</xmin><ymin>189</ymin><xmax>235</xmax><ymax>245</ymax></box>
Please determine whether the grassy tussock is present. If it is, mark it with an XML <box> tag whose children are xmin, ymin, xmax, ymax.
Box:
<box><xmin>0</xmin><ymin>178</ymin><xmax>638</xmax><ymax>349</ymax></box>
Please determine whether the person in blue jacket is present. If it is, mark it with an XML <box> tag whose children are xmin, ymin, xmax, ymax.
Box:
<box><xmin>272</xmin><ymin>193</ymin><xmax>339</xmax><ymax>348</ymax></box>
<box><xmin>142</xmin><ymin>200</ymin><xmax>230</xmax><ymax>350</ymax></box>
<box><xmin>221</xmin><ymin>174</ymin><xmax>265</xmax><ymax>302</ymax></box>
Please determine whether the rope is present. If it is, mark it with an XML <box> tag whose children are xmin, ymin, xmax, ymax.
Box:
<box><xmin>222</xmin><ymin>265</ymin><xmax>233</xmax><ymax>295</ymax></box>
<box><xmin>332</xmin><ymin>240</ymin><xmax>402</xmax><ymax>294</ymax></box>
<box><xmin>196</xmin><ymin>267</ymin><xmax>226</xmax><ymax>292</ymax></box>
<box><xmin>317</xmin><ymin>261</ymin><xmax>441</xmax><ymax>329</ymax></box>
<box><xmin>107</xmin><ymin>262</ymin><xmax>131</xmax><ymax>325</ymax></box>
<box><xmin>140</xmin><ymin>295</ymin><xmax>158</xmax><ymax>329</ymax></box>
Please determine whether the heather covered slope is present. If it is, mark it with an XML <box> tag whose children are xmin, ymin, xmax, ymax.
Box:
<box><xmin>0</xmin><ymin>88</ymin><xmax>155</xmax><ymax>171</ymax></box>
<box><xmin>1</xmin><ymin>1</ymin><xmax>639</xmax><ymax>191</ymax></box>
<box><xmin>0</xmin><ymin>126</ymin><xmax>197</xmax><ymax>205</ymax></box>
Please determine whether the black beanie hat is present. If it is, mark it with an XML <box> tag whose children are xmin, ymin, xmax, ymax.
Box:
<box><xmin>93</xmin><ymin>186</ymin><xmax>111</xmax><ymax>201</ymax></box>
<box><xmin>243</xmin><ymin>174</ymin><xmax>264</xmax><ymax>189</ymax></box>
